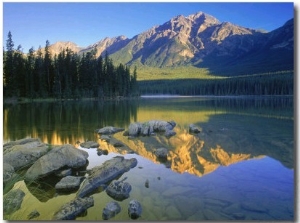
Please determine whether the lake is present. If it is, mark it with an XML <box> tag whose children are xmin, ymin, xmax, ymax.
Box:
<box><xmin>3</xmin><ymin>96</ymin><xmax>294</xmax><ymax>220</ymax></box>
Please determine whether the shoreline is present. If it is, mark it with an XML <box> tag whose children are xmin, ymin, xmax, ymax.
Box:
<box><xmin>4</xmin><ymin>94</ymin><xmax>294</xmax><ymax>104</ymax></box>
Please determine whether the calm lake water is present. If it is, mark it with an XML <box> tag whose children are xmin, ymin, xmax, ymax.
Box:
<box><xmin>3</xmin><ymin>96</ymin><xmax>294</xmax><ymax>220</ymax></box>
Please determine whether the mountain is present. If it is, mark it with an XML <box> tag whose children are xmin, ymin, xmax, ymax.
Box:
<box><xmin>48</xmin><ymin>11</ymin><xmax>293</xmax><ymax>77</ymax></box>
<box><xmin>47</xmin><ymin>41</ymin><xmax>82</xmax><ymax>55</ymax></box>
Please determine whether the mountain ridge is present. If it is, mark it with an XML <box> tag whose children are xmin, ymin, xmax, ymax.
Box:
<box><xmin>45</xmin><ymin>11</ymin><xmax>293</xmax><ymax>76</ymax></box>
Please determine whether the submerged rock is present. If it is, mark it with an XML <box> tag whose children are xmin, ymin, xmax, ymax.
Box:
<box><xmin>53</xmin><ymin>196</ymin><xmax>94</xmax><ymax>220</ymax></box>
<box><xmin>55</xmin><ymin>176</ymin><xmax>85</xmax><ymax>192</ymax></box>
<box><xmin>154</xmin><ymin>148</ymin><xmax>168</xmax><ymax>159</ymax></box>
<box><xmin>24</xmin><ymin>144</ymin><xmax>88</xmax><ymax>182</ymax></box>
<box><xmin>80</xmin><ymin>141</ymin><xmax>99</xmax><ymax>149</ymax></box>
<box><xmin>3</xmin><ymin>189</ymin><xmax>25</xmax><ymax>216</ymax></box>
<box><xmin>102</xmin><ymin>201</ymin><xmax>121</xmax><ymax>220</ymax></box>
<box><xmin>128</xmin><ymin>199</ymin><xmax>142</xmax><ymax>219</ymax></box>
<box><xmin>96</xmin><ymin>126</ymin><xmax>125</xmax><ymax>135</ymax></box>
<box><xmin>106</xmin><ymin>178</ymin><xmax>132</xmax><ymax>201</ymax></box>
<box><xmin>189</xmin><ymin>124</ymin><xmax>201</xmax><ymax>134</ymax></box>
<box><xmin>27</xmin><ymin>210</ymin><xmax>40</xmax><ymax>220</ymax></box>
<box><xmin>77</xmin><ymin>156</ymin><xmax>137</xmax><ymax>198</ymax></box>
<box><xmin>145</xmin><ymin>179</ymin><xmax>149</xmax><ymax>188</ymax></box>
<box><xmin>127</xmin><ymin>120</ymin><xmax>176</xmax><ymax>138</ymax></box>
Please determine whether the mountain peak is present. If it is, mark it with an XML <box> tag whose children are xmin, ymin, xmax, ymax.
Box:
<box><xmin>187</xmin><ymin>11</ymin><xmax>220</xmax><ymax>25</ymax></box>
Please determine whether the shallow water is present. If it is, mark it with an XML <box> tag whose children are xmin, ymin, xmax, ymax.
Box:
<box><xmin>3</xmin><ymin>96</ymin><xmax>294</xmax><ymax>220</ymax></box>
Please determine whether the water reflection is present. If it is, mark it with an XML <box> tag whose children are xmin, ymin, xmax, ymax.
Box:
<box><xmin>3</xmin><ymin>100</ymin><xmax>138</xmax><ymax>145</ymax></box>
<box><xmin>4</xmin><ymin>96</ymin><xmax>294</xmax><ymax>177</ymax></box>
<box><xmin>3</xmin><ymin>96</ymin><xmax>294</xmax><ymax>221</ymax></box>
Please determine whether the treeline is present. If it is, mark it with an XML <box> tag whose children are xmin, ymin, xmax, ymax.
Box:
<box><xmin>139</xmin><ymin>72</ymin><xmax>294</xmax><ymax>96</ymax></box>
<box><xmin>3</xmin><ymin>31</ymin><xmax>139</xmax><ymax>99</ymax></box>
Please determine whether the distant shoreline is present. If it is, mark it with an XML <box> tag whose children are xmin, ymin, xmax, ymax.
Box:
<box><xmin>3</xmin><ymin>94</ymin><xmax>294</xmax><ymax>104</ymax></box>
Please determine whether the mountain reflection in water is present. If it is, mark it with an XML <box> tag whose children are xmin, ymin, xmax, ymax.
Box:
<box><xmin>3</xmin><ymin>96</ymin><xmax>294</xmax><ymax>221</ymax></box>
<box><xmin>4</xmin><ymin>96</ymin><xmax>293</xmax><ymax>177</ymax></box>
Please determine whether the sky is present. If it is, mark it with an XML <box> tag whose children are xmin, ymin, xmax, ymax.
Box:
<box><xmin>2</xmin><ymin>1</ymin><xmax>295</xmax><ymax>53</ymax></box>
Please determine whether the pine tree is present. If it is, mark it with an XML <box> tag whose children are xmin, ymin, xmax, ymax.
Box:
<box><xmin>26</xmin><ymin>47</ymin><xmax>35</xmax><ymax>98</ymax></box>
<box><xmin>4</xmin><ymin>31</ymin><xmax>15</xmax><ymax>96</ymax></box>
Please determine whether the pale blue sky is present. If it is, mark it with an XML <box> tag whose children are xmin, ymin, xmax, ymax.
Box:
<box><xmin>3</xmin><ymin>2</ymin><xmax>294</xmax><ymax>53</ymax></box>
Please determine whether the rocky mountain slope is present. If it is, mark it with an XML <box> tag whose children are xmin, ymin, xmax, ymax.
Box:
<box><xmin>47</xmin><ymin>11</ymin><xmax>293</xmax><ymax>76</ymax></box>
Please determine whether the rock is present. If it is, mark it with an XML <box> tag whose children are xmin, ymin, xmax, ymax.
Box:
<box><xmin>128</xmin><ymin>199</ymin><xmax>142</xmax><ymax>219</ymax></box>
<box><xmin>24</xmin><ymin>144</ymin><xmax>89</xmax><ymax>182</ymax></box>
<box><xmin>3</xmin><ymin>163</ymin><xmax>16</xmax><ymax>185</ymax></box>
<box><xmin>97</xmin><ymin>149</ymin><xmax>108</xmax><ymax>156</ymax></box>
<box><xmin>189</xmin><ymin>124</ymin><xmax>201</xmax><ymax>134</ymax></box>
<box><xmin>53</xmin><ymin>196</ymin><xmax>94</xmax><ymax>220</ymax></box>
<box><xmin>113</xmin><ymin>142</ymin><xmax>124</xmax><ymax>147</ymax></box>
<box><xmin>100</xmin><ymin>135</ymin><xmax>111</xmax><ymax>142</ymax></box>
<box><xmin>165</xmin><ymin>130</ymin><xmax>176</xmax><ymax>138</ymax></box>
<box><xmin>3</xmin><ymin>143</ymin><xmax>50</xmax><ymax>171</ymax></box>
<box><xmin>80</xmin><ymin>141</ymin><xmax>99</xmax><ymax>149</ymax></box>
<box><xmin>106</xmin><ymin>178</ymin><xmax>132</xmax><ymax>201</ymax></box>
<box><xmin>77</xmin><ymin>156</ymin><xmax>137</xmax><ymax>198</ymax></box>
<box><xmin>102</xmin><ymin>201</ymin><xmax>121</xmax><ymax>220</ymax></box>
<box><xmin>145</xmin><ymin>179</ymin><xmax>149</xmax><ymax>188</ymax></box>
<box><xmin>97</xmin><ymin>126</ymin><xmax>125</xmax><ymax>135</ymax></box>
<box><xmin>127</xmin><ymin>120</ymin><xmax>176</xmax><ymax>138</ymax></box>
<box><xmin>55</xmin><ymin>168</ymin><xmax>72</xmax><ymax>177</ymax></box>
<box><xmin>3</xmin><ymin>189</ymin><xmax>25</xmax><ymax>215</ymax></box>
<box><xmin>3</xmin><ymin>138</ymin><xmax>43</xmax><ymax>152</ymax></box>
<box><xmin>55</xmin><ymin>176</ymin><xmax>85</xmax><ymax>191</ymax></box>
<box><xmin>154</xmin><ymin>148</ymin><xmax>168</xmax><ymax>159</ymax></box>
<box><xmin>27</xmin><ymin>209</ymin><xmax>40</xmax><ymax>220</ymax></box>
<box><xmin>128</xmin><ymin>122</ymin><xmax>142</xmax><ymax>137</ymax></box>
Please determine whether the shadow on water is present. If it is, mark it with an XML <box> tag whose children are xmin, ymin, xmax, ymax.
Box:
<box><xmin>3</xmin><ymin>100</ymin><xmax>139</xmax><ymax>145</ymax></box>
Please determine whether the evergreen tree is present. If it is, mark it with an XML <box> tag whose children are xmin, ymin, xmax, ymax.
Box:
<box><xmin>4</xmin><ymin>31</ymin><xmax>15</xmax><ymax>96</ymax></box>
<box><xmin>26</xmin><ymin>47</ymin><xmax>35</xmax><ymax>98</ymax></box>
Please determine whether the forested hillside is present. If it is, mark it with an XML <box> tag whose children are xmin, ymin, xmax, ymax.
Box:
<box><xmin>3</xmin><ymin>32</ymin><xmax>138</xmax><ymax>99</ymax></box>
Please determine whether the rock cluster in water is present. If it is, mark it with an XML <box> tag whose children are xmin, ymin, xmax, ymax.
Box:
<box><xmin>124</xmin><ymin>120</ymin><xmax>176</xmax><ymax>138</ymax></box>
<box><xmin>3</xmin><ymin>119</ymin><xmax>177</xmax><ymax>220</ymax></box>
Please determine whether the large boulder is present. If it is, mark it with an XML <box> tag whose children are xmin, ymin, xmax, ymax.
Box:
<box><xmin>96</xmin><ymin>126</ymin><xmax>125</xmax><ymax>135</ymax></box>
<box><xmin>3</xmin><ymin>138</ymin><xmax>43</xmax><ymax>152</ymax></box>
<box><xmin>127</xmin><ymin>120</ymin><xmax>176</xmax><ymax>138</ymax></box>
<box><xmin>77</xmin><ymin>156</ymin><xmax>137</xmax><ymax>198</ymax></box>
<box><xmin>55</xmin><ymin>176</ymin><xmax>85</xmax><ymax>192</ymax></box>
<box><xmin>3</xmin><ymin>189</ymin><xmax>25</xmax><ymax>216</ymax></box>
<box><xmin>24</xmin><ymin>145</ymin><xmax>88</xmax><ymax>182</ymax></box>
<box><xmin>53</xmin><ymin>196</ymin><xmax>94</xmax><ymax>220</ymax></box>
<box><xmin>3</xmin><ymin>143</ymin><xmax>50</xmax><ymax>171</ymax></box>
<box><xmin>102</xmin><ymin>201</ymin><xmax>121</xmax><ymax>220</ymax></box>
<box><xmin>106</xmin><ymin>178</ymin><xmax>132</xmax><ymax>201</ymax></box>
